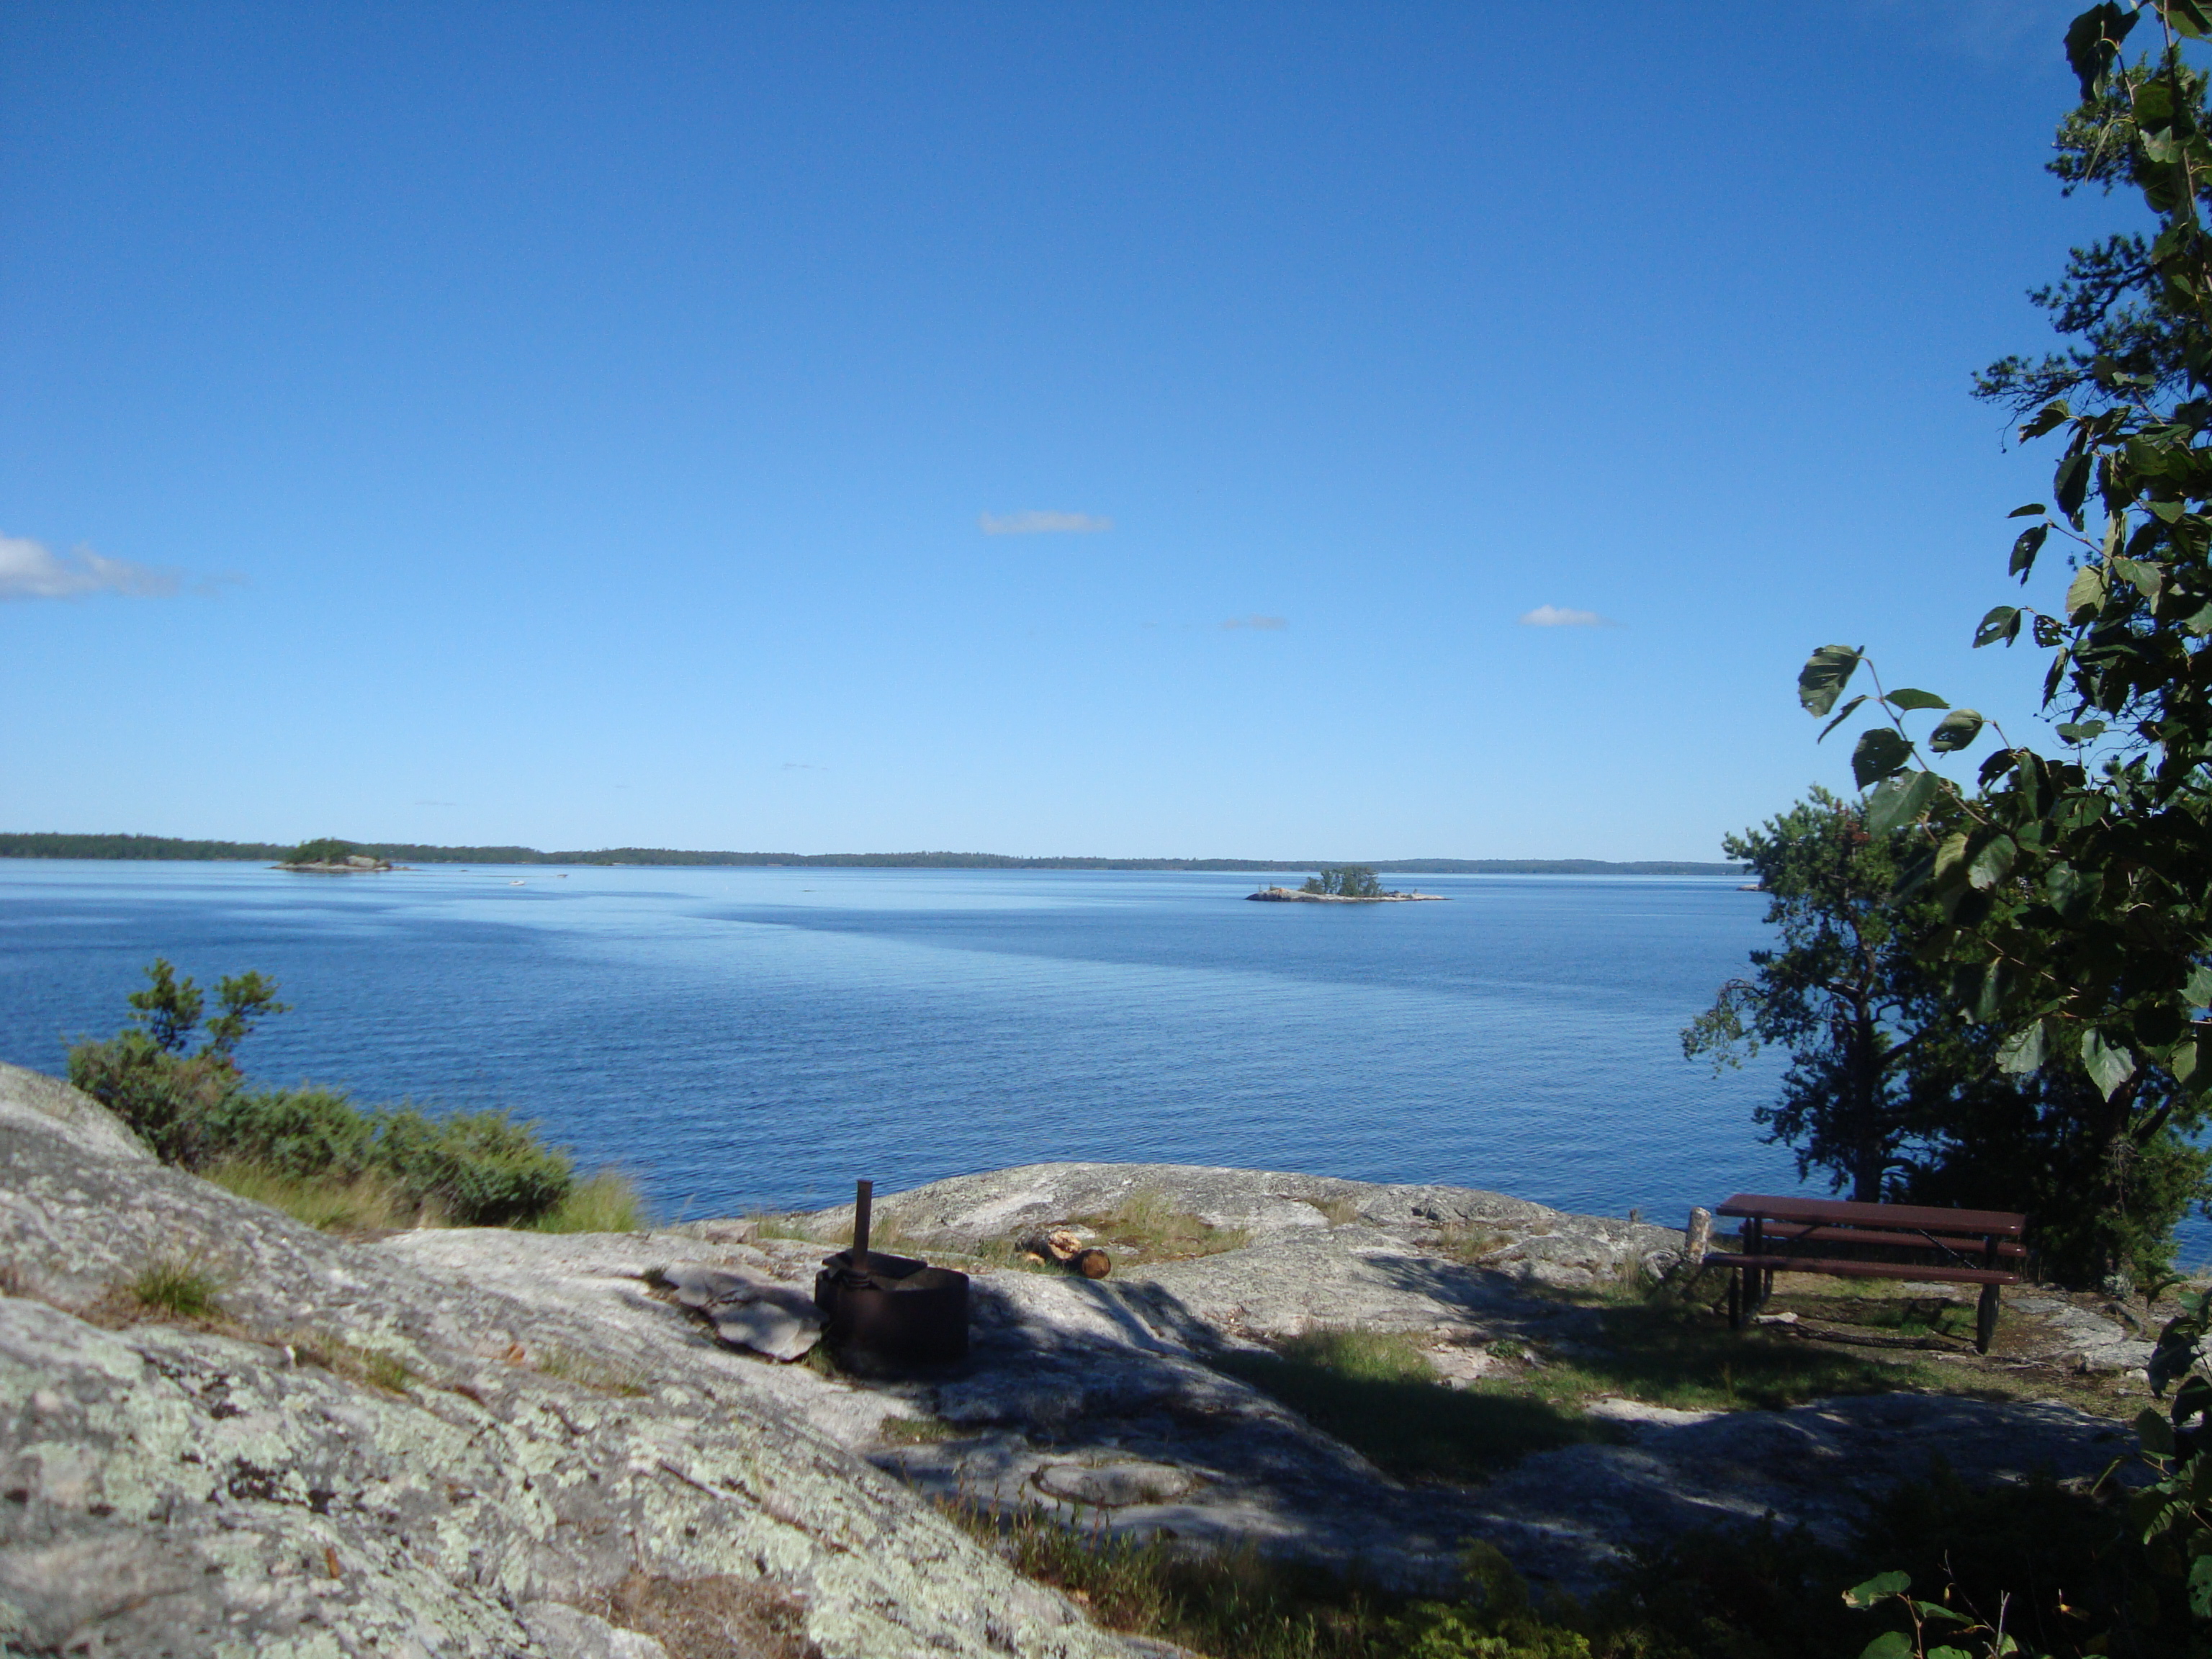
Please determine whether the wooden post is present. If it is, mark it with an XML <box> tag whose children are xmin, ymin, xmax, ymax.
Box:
<box><xmin>1977</xmin><ymin>1228</ymin><xmax>2000</xmax><ymax>1354</ymax></box>
<box><xmin>1684</xmin><ymin>1208</ymin><xmax>1713</xmax><ymax>1266</ymax></box>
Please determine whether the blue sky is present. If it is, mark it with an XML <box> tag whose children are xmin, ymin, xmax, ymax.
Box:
<box><xmin>0</xmin><ymin>1</ymin><xmax>2135</xmax><ymax>860</ymax></box>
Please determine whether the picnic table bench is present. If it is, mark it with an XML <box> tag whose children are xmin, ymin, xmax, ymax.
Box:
<box><xmin>1705</xmin><ymin>1192</ymin><xmax>2027</xmax><ymax>1354</ymax></box>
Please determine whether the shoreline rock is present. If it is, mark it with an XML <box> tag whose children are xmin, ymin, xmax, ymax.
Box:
<box><xmin>0</xmin><ymin>1064</ymin><xmax>2160</xmax><ymax>1647</ymax></box>
<box><xmin>1245</xmin><ymin>886</ymin><xmax>1445</xmax><ymax>902</ymax></box>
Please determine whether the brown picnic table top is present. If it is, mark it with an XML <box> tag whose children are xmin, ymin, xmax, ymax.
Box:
<box><xmin>1714</xmin><ymin>1192</ymin><xmax>2026</xmax><ymax>1239</ymax></box>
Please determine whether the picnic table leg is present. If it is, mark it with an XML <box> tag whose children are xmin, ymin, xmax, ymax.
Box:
<box><xmin>1976</xmin><ymin>1282</ymin><xmax>2001</xmax><ymax>1354</ymax></box>
<box><xmin>1727</xmin><ymin>1267</ymin><xmax>1745</xmax><ymax>1330</ymax></box>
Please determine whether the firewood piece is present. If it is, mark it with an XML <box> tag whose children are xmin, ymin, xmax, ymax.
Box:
<box><xmin>1071</xmin><ymin>1249</ymin><xmax>1112</xmax><ymax>1280</ymax></box>
<box><xmin>1043</xmin><ymin>1228</ymin><xmax>1084</xmax><ymax>1262</ymax></box>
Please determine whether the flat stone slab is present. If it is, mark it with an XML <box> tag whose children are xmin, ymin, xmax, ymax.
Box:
<box><xmin>713</xmin><ymin>1300</ymin><xmax>825</xmax><ymax>1363</ymax></box>
<box><xmin>1033</xmin><ymin>1462</ymin><xmax>1200</xmax><ymax>1507</ymax></box>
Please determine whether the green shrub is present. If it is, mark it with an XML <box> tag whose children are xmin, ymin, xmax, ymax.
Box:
<box><xmin>374</xmin><ymin>1106</ymin><xmax>574</xmax><ymax>1226</ymax></box>
<box><xmin>199</xmin><ymin>1087</ymin><xmax>377</xmax><ymax>1179</ymax></box>
<box><xmin>69</xmin><ymin>1033</ymin><xmax>238</xmax><ymax>1165</ymax></box>
<box><xmin>73</xmin><ymin>960</ymin><xmax>584</xmax><ymax>1231</ymax></box>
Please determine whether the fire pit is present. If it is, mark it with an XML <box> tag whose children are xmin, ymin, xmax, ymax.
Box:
<box><xmin>814</xmin><ymin>1179</ymin><xmax>968</xmax><ymax>1368</ymax></box>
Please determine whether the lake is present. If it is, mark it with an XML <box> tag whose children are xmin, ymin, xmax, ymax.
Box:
<box><xmin>0</xmin><ymin>859</ymin><xmax>1806</xmax><ymax>1228</ymax></box>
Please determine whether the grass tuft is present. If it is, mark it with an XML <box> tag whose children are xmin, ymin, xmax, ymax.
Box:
<box><xmin>205</xmin><ymin>1158</ymin><xmax>413</xmax><ymax>1232</ymax></box>
<box><xmin>748</xmin><ymin>1213</ymin><xmax>823</xmax><ymax>1243</ymax></box>
<box><xmin>530</xmin><ymin>1169</ymin><xmax>646</xmax><ymax>1234</ymax></box>
<box><xmin>1434</xmin><ymin>1221</ymin><xmax>1514</xmax><ymax>1263</ymax></box>
<box><xmin>942</xmin><ymin>1498</ymin><xmax>1401</xmax><ymax>1658</ymax></box>
<box><xmin>880</xmin><ymin>1413</ymin><xmax>962</xmax><ymax>1444</ymax></box>
<box><xmin>534</xmin><ymin>1344</ymin><xmax>649</xmax><ymax>1395</ymax></box>
<box><xmin>1070</xmin><ymin>1187</ymin><xmax>1250</xmax><ymax>1263</ymax></box>
<box><xmin>1215</xmin><ymin>1328</ymin><xmax>1616</xmax><ymax>1482</ymax></box>
<box><xmin>1493</xmin><ymin>1303</ymin><xmax>1939</xmax><ymax>1414</ymax></box>
<box><xmin>128</xmin><ymin>1254</ymin><xmax>225</xmax><ymax>1319</ymax></box>
<box><xmin>287</xmin><ymin>1328</ymin><xmax>415</xmax><ymax>1393</ymax></box>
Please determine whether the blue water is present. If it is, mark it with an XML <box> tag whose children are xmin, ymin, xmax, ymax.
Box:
<box><xmin>0</xmin><ymin>860</ymin><xmax>1807</xmax><ymax>1226</ymax></box>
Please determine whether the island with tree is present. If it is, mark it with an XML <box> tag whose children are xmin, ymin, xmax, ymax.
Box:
<box><xmin>1246</xmin><ymin>865</ymin><xmax>1445</xmax><ymax>904</ymax></box>
<box><xmin>276</xmin><ymin>837</ymin><xmax>394</xmax><ymax>874</ymax></box>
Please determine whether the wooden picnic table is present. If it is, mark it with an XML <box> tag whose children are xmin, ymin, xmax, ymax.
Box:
<box><xmin>1707</xmin><ymin>1192</ymin><xmax>2027</xmax><ymax>1353</ymax></box>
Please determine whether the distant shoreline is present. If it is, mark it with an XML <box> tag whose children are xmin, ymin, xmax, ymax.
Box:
<box><xmin>0</xmin><ymin>832</ymin><xmax>1744</xmax><ymax>878</ymax></box>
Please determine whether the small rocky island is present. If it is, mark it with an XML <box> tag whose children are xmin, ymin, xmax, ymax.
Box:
<box><xmin>274</xmin><ymin>837</ymin><xmax>394</xmax><ymax>873</ymax></box>
<box><xmin>1249</xmin><ymin>863</ymin><xmax>1444</xmax><ymax>902</ymax></box>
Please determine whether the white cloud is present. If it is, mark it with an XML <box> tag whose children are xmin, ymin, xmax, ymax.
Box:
<box><xmin>1518</xmin><ymin>603</ymin><xmax>1615</xmax><ymax>629</ymax></box>
<box><xmin>979</xmin><ymin>511</ymin><xmax>1113</xmax><ymax>535</ymax></box>
<box><xmin>1221</xmin><ymin>614</ymin><xmax>1288</xmax><ymax>631</ymax></box>
<box><xmin>0</xmin><ymin>533</ymin><xmax>181</xmax><ymax>601</ymax></box>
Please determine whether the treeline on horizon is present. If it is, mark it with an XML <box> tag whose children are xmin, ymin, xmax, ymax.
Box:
<box><xmin>0</xmin><ymin>832</ymin><xmax>1743</xmax><ymax>877</ymax></box>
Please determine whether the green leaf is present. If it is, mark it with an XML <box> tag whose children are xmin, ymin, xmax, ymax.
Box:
<box><xmin>1885</xmin><ymin>688</ymin><xmax>1950</xmax><ymax>712</ymax></box>
<box><xmin>2139</xmin><ymin>1405</ymin><xmax>2180</xmax><ymax>1457</ymax></box>
<box><xmin>2067</xmin><ymin>564</ymin><xmax>2108</xmax><ymax>619</ymax></box>
<box><xmin>1928</xmin><ymin>709</ymin><xmax>1985</xmax><ymax>752</ymax></box>
<box><xmin>2011</xmin><ymin>523</ymin><xmax>2049</xmax><ymax>580</ymax></box>
<box><xmin>2170</xmin><ymin>0</ymin><xmax>2212</xmax><ymax>40</ymax></box>
<box><xmin>1933</xmin><ymin>832</ymin><xmax>1972</xmax><ymax>889</ymax></box>
<box><xmin>2190</xmin><ymin>1552</ymin><xmax>2212</xmax><ymax>1618</ymax></box>
<box><xmin>2114</xmin><ymin>556</ymin><xmax>2165</xmax><ymax>599</ymax></box>
<box><xmin>2175</xmin><ymin>1037</ymin><xmax>2206</xmax><ymax>1094</ymax></box>
<box><xmin>2056</xmin><ymin>719</ymin><xmax>2107</xmax><ymax>742</ymax></box>
<box><xmin>1975</xmin><ymin>606</ymin><xmax>2023</xmax><ymax>648</ymax></box>
<box><xmin>2021</xmin><ymin>401</ymin><xmax>2072</xmax><ymax>441</ymax></box>
<box><xmin>1864</xmin><ymin>770</ymin><xmax>1939</xmax><ymax>837</ymax></box>
<box><xmin>1857</xmin><ymin>1634</ymin><xmax>1913</xmax><ymax>1659</ymax></box>
<box><xmin>2056</xmin><ymin>451</ymin><xmax>2095</xmax><ymax>520</ymax></box>
<box><xmin>2083</xmin><ymin>1028</ymin><xmax>2138</xmax><ymax>1100</ymax></box>
<box><xmin>1997</xmin><ymin>1020</ymin><xmax>2046</xmax><ymax>1075</ymax></box>
<box><xmin>1843</xmin><ymin>1572</ymin><xmax>1911</xmax><ymax>1611</ymax></box>
<box><xmin>1853</xmin><ymin>728</ymin><xmax>1912</xmax><ymax>789</ymax></box>
<box><xmin>2048</xmin><ymin>861</ymin><xmax>2103</xmax><ymax>920</ymax></box>
<box><xmin>1925</xmin><ymin>1647</ymin><xmax>1973</xmax><ymax>1659</ymax></box>
<box><xmin>1968</xmin><ymin>833</ymin><xmax>2018</xmax><ymax>891</ymax></box>
<box><xmin>2186</xmin><ymin>966</ymin><xmax>2212</xmax><ymax>1010</ymax></box>
<box><xmin>1956</xmin><ymin>961</ymin><xmax>2010</xmax><ymax>1023</ymax></box>
<box><xmin>1799</xmin><ymin>645</ymin><xmax>1863</xmax><ymax>717</ymax></box>
<box><xmin>2009</xmin><ymin>503</ymin><xmax>2048</xmax><ymax>518</ymax></box>
<box><xmin>1819</xmin><ymin>694</ymin><xmax>1870</xmax><ymax>743</ymax></box>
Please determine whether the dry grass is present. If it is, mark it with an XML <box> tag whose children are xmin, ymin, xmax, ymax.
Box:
<box><xmin>748</xmin><ymin>1213</ymin><xmax>824</xmax><ymax>1244</ymax></box>
<box><xmin>1069</xmin><ymin>1188</ymin><xmax>1249</xmax><ymax>1263</ymax></box>
<box><xmin>530</xmin><ymin>1169</ymin><xmax>646</xmax><ymax>1234</ymax></box>
<box><xmin>878</xmin><ymin>1413</ymin><xmax>962</xmax><ymax>1444</ymax></box>
<box><xmin>955</xmin><ymin>1238</ymin><xmax>1062</xmax><ymax>1274</ymax></box>
<box><xmin>204</xmin><ymin>1159</ymin><xmax>418</xmax><ymax>1233</ymax></box>
<box><xmin>533</xmin><ymin>1344</ymin><xmax>649</xmax><ymax>1395</ymax></box>
<box><xmin>1432</xmin><ymin>1221</ymin><xmax>1514</xmax><ymax>1264</ymax></box>
<box><xmin>572</xmin><ymin>1571</ymin><xmax>819</xmax><ymax>1659</ymax></box>
<box><xmin>1298</xmin><ymin>1193</ymin><xmax>1364</xmax><ymax>1226</ymax></box>
<box><xmin>284</xmin><ymin>1328</ymin><xmax>416</xmax><ymax>1394</ymax></box>
<box><xmin>940</xmin><ymin>1497</ymin><xmax>1405</xmax><ymax>1658</ymax></box>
